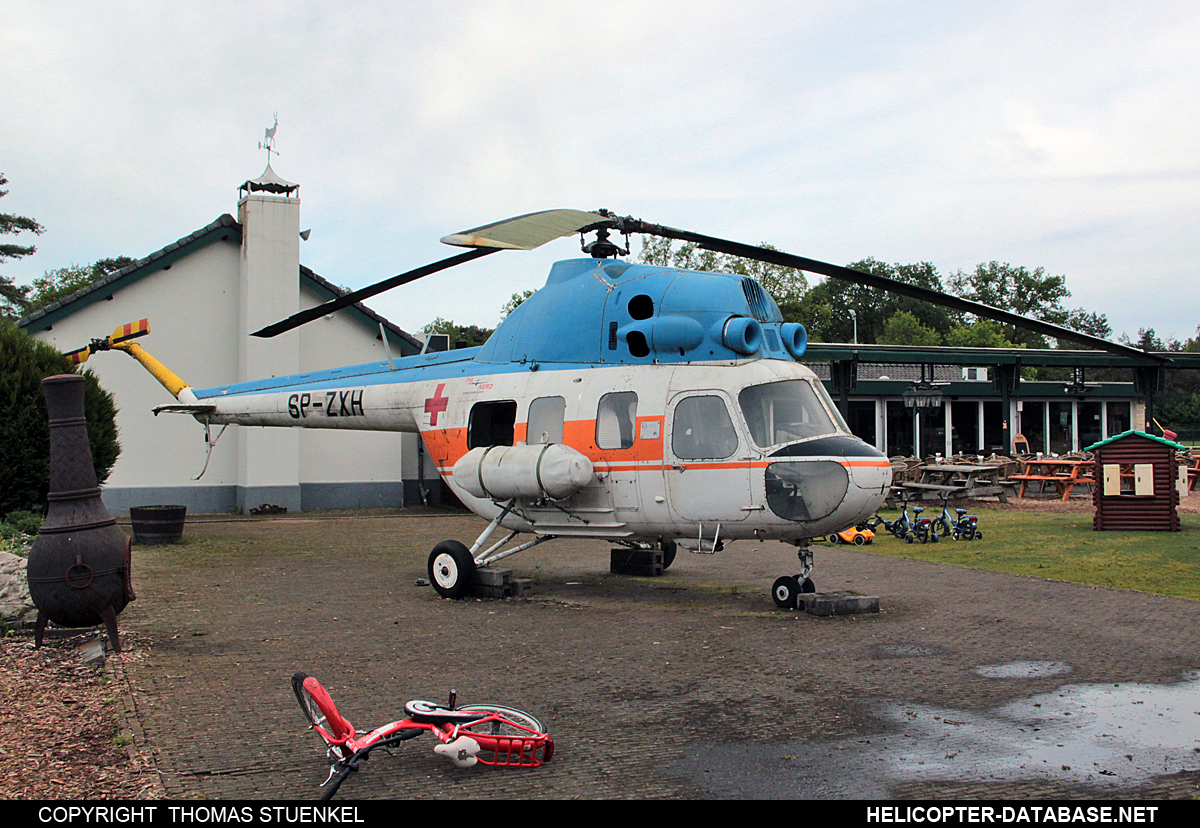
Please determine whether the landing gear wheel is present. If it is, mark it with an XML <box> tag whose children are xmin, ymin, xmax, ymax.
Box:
<box><xmin>428</xmin><ymin>540</ymin><xmax>477</xmax><ymax>599</ymax></box>
<box><xmin>800</xmin><ymin>577</ymin><xmax>816</xmax><ymax>593</ymax></box>
<box><xmin>659</xmin><ymin>540</ymin><xmax>677</xmax><ymax>570</ymax></box>
<box><xmin>772</xmin><ymin>576</ymin><xmax>801</xmax><ymax>609</ymax></box>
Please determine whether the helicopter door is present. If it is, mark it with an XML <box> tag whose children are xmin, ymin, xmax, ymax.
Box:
<box><xmin>664</xmin><ymin>392</ymin><xmax>750</xmax><ymax>522</ymax></box>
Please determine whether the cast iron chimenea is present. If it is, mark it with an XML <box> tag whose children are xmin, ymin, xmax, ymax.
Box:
<box><xmin>26</xmin><ymin>374</ymin><xmax>134</xmax><ymax>651</ymax></box>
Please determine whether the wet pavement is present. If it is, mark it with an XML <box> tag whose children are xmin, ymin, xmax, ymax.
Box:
<box><xmin>116</xmin><ymin>512</ymin><xmax>1200</xmax><ymax>799</ymax></box>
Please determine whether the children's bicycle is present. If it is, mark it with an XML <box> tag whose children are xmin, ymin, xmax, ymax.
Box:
<box><xmin>930</xmin><ymin>495</ymin><xmax>982</xmax><ymax>541</ymax></box>
<box><xmin>910</xmin><ymin>506</ymin><xmax>939</xmax><ymax>544</ymax></box>
<box><xmin>292</xmin><ymin>673</ymin><xmax>554</xmax><ymax>800</ymax></box>
<box><xmin>865</xmin><ymin>496</ymin><xmax>916</xmax><ymax>543</ymax></box>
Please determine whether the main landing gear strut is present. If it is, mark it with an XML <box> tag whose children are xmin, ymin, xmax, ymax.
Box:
<box><xmin>771</xmin><ymin>543</ymin><xmax>815</xmax><ymax>609</ymax></box>
<box><xmin>427</xmin><ymin>500</ymin><xmax>556</xmax><ymax>599</ymax></box>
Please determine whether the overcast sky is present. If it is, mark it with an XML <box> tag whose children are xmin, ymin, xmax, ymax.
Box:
<box><xmin>4</xmin><ymin>1</ymin><xmax>1198</xmax><ymax>343</ymax></box>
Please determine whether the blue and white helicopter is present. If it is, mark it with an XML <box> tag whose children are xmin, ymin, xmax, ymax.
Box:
<box><xmin>74</xmin><ymin>209</ymin><xmax>1155</xmax><ymax>608</ymax></box>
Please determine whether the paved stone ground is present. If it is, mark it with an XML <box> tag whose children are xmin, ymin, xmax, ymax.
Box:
<box><xmin>116</xmin><ymin>511</ymin><xmax>1200</xmax><ymax>800</ymax></box>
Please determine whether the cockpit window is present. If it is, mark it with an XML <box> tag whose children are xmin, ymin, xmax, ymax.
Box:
<box><xmin>739</xmin><ymin>380</ymin><xmax>837</xmax><ymax>448</ymax></box>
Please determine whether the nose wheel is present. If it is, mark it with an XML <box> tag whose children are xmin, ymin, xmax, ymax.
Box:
<box><xmin>771</xmin><ymin>544</ymin><xmax>815</xmax><ymax>609</ymax></box>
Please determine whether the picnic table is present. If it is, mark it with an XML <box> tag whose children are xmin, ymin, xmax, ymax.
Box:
<box><xmin>896</xmin><ymin>463</ymin><xmax>1013</xmax><ymax>503</ymax></box>
<box><xmin>1010</xmin><ymin>458</ymin><xmax>1094</xmax><ymax>501</ymax></box>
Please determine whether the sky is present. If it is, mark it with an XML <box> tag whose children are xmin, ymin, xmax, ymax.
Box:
<box><xmin>4</xmin><ymin>1</ymin><xmax>1198</xmax><ymax>343</ymax></box>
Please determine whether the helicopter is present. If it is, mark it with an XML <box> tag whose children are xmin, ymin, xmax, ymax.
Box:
<box><xmin>69</xmin><ymin>209</ymin><xmax>1164</xmax><ymax>609</ymax></box>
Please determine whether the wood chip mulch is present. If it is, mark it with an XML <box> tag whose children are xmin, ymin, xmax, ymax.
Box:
<box><xmin>0</xmin><ymin>629</ymin><xmax>163</xmax><ymax>800</ymax></box>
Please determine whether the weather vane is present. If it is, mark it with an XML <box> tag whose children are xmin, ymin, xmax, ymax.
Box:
<box><xmin>259</xmin><ymin>113</ymin><xmax>279</xmax><ymax>163</ymax></box>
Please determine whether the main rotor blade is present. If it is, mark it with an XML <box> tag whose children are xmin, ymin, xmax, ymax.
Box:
<box><xmin>614</xmin><ymin>217</ymin><xmax>1168</xmax><ymax>364</ymax></box>
<box><xmin>441</xmin><ymin>209</ymin><xmax>610</xmax><ymax>250</ymax></box>
<box><xmin>251</xmin><ymin>248</ymin><xmax>499</xmax><ymax>338</ymax></box>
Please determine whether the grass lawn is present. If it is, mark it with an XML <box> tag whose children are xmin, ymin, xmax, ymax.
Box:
<box><xmin>861</xmin><ymin>504</ymin><xmax>1200</xmax><ymax>601</ymax></box>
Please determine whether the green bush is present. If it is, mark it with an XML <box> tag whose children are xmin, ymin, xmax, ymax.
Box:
<box><xmin>3</xmin><ymin>510</ymin><xmax>43</xmax><ymax>535</ymax></box>
<box><xmin>0</xmin><ymin>320</ymin><xmax>120</xmax><ymax>515</ymax></box>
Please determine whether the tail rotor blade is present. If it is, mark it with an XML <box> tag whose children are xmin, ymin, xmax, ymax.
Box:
<box><xmin>110</xmin><ymin>318</ymin><xmax>150</xmax><ymax>345</ymax></box>
<box><xmin>65</xmin><ymin>345</ymin><xmax>92</xmax><ymax>365</ymax></box>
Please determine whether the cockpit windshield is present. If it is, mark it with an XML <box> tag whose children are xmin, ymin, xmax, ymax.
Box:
<box><xmin>738</xmin><ymin>380</ymin><xmax>838</xmax><ymax>448</ymax></box>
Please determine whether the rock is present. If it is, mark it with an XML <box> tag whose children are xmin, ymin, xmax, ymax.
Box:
<box><xmin>0</xmin><ymin>551</ymin><xmax>38</xmax><ymax>624</ymax></box>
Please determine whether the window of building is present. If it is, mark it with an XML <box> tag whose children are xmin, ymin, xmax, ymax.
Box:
<box><xmin>1106</xmin><ymin>401</ymin><xmax>1131</xmax><ymax>437</ymax></box>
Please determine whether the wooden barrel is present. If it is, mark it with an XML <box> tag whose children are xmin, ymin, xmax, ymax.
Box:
<box><xmin>129</xmin><ymin>505</ymin><xmax>187</xmax><ymax>544</ymax></box>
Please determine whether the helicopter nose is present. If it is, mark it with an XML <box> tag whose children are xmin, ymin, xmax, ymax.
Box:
<box><xmin>763</xmin><ymin>435</ymin><xmax>890</xmax><ymax>524</ymax></box>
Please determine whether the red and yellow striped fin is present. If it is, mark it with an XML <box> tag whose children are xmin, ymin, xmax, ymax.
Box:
<box><xmin>110</xmin><ymin>318</ymin><xmax>150</xmax><ymax>345</ymax></box>
<box><xmin>64</xmin><ymin>345</ymin><xmax>92</xmax><ymax>365</ymax></box>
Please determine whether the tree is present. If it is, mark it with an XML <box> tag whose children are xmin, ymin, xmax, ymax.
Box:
<box><xmin>801</xmin><ymin>258</ymin><xmax>951</xmax><ymax>344</ymax></box>
<box><xmin>1</xmin><ymin>173</ymin><xmax>44</xmax><ymax>320</ymax></box>
<box><xmin>421</xmin><ymin>317</ymin><xmax>493</xmax><ymax>350</ymax></box>
<box><xmin>879</xmin><ymin>310</ymin><xmax>942</xmax><ymax>346</ymax></box>
<box><xmin>636</xmin><ymin>238</ymin><xmax>808</xmax><ymax>316</ymax></box>
<box><xmin>0</xmin><ymin>320</ymin><xmax>120</xmax><ymax>516</ymax></box>
<box><xmin>946</xmin><ymin>261</ymin><xmax>1110</xmax><ymax>349</ymax></box>
<box><xmin>501</xmin><ymin>290</ymin><xmax>536</xmax><ymax>320</ymax></box>
<box><xmin>27</xmin><ymin>257</ymin><xmax>136</xmax><ymax>311</ymax></box>
<box><xmin>944</xmin><ymin>319</ymin><xmax>1019</xmax><ymax>349</ymax></box>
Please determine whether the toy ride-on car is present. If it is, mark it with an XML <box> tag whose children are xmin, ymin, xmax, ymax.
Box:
<box><xmin>825</xmin><ymin>525</ymin><xmax>875</xmax><ymax>546</ymax></box>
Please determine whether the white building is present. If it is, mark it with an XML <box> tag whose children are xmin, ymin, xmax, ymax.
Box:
<box><xmin>20</xmin><ymin>167</ymin><xmax>440</xmax><ymax>514</ymax></box>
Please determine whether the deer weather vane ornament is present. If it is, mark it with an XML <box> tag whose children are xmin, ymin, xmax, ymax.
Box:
<box><xmin>259</xmin><ymin>113</ymin><xmax>279</xmax><ymax>162</ymax></box>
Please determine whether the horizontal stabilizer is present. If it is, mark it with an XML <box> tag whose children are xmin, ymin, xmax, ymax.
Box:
<box><xmin>153</xmin><ymin>403</ymin><xmax>217</xmax><ymax>417</ymax></box>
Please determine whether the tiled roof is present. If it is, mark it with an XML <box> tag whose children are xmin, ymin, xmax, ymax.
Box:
<box><xmin>17</xmin><ymin>215</ymin><xmax>420</xmax><ymax>352</ymax></box>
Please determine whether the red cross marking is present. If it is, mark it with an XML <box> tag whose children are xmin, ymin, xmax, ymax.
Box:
<box><xmin>424</xmin><ymin>383</ymin><xmax>449</xmax><ymax>426</ymax></box>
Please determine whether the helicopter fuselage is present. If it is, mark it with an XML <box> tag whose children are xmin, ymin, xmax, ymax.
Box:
<box><xmin>188</xmin><ymin>338</ymin><xmax>891</xmax><ymax>546</ymax></box>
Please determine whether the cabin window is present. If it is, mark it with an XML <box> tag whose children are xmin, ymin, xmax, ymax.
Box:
<box><xmin>527</xmin><ymin>396</ymin><xmax>565</xmax><ymax>445</ymax></box>
<box><xmin>468</xmin><ymin>401</ymin><xmax>517</xmax><ymax>449</ymax></box>
<box><xmin>739</xmin><ymin>380</ymin><xmax>837</xmax><ymax>448</ymax></box>
<box><xmin>672</xmin><ymin>395</ymin><xmax>738</xmax><ymax>459</ymax></box>
<box><xmin>596</xmin><ymin>392</ymin><xmax>638</xmax><ymax>449</ymax></box>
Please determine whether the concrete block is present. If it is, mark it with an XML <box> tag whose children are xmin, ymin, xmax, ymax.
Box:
<box><xmin>510</xmin><ymin>578</ymin><xmax>535</xmax><ymax>597</ymax></box>
<box><xmin>476</xmin><ymin>567</ymin><xmax>513</xmax><ymax>587</ymax></box>
<box><xmin>798</xmin><ymin>591</ymin><xmax>880</xmax><ymax>616</ymax></box>
<box><xmin>610</xmin><ymin>547</ymin><xmax>663</xmax><ymax>575</ymax></box>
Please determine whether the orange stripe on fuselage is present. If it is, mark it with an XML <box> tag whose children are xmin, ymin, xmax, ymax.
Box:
<box><xmin>422</xmin><ymin>416</ymin><xmax>891</xmax><ymax>477</ymax></box>
<box><xmin>422</xmin><ymin>416</ymin><xmax>666</xmax><ymax>473</ymax></box>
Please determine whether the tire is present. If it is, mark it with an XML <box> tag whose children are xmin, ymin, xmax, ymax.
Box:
<box><xmin>772</xmin><ymin>575</ymin><xmax>800</xmax><ymax>609</ymax></box>
<box><xmin>853</xmin><ymin>534</ymin><xmax>865</xmax><ymax>546</ymax></box>
<box><xmin>291</xmin><ymin>672</ymin><xmax>352</xmax><ymax>749</ymax></box>
<box><xmin>660</xmin><ymin>540</ymin><xmax>677</xmax><ymax>570</ymax></box>
<box><xmin>428</xmin><ymin>540</ymin><xmax>477</xmax><ymax>599</ymax></box>
<box><xmin>457</xmin><ymin>704</ymin><xmax>548</xmax><ymax>737</ymax></box>
<box><xmin>800</xmin><ymin>577</ymin><xmax>816</xmax><ymax>593</ymax></box>
<box><xmin>905</xmin><ymin>532</ymin><xmax>915</xmax><ymax>544</ymax></box>
<box><xmin>974</xmin><ymin>531</ymin><xmax>982</xmax><ymax>541</ymax></box>
<box><xmin>892</xmin><ymin>524</ymin><xmax>907</xmax><ymax>539</ymax></box>
<box><xmin>932</xmin><ymin>518</ymin><xmax>949</xmax><ymax>539</ymax></box>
